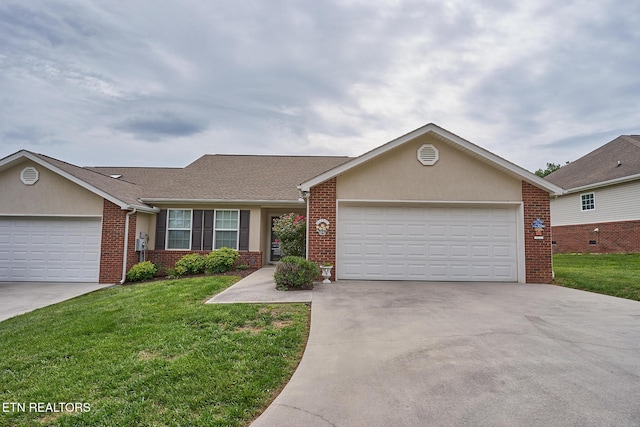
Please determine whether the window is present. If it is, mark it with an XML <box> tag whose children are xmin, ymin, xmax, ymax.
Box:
<box><xmin>214</xmin><ymin>210</ymin><xmax>239</xmax><ymax>249</ymax></box>
<box><xmin>581</xmin><ymin>193</ymin><xmax>595</xmax><ymax>211</ymax></box>
<box><xmin>167</xmin><ymin>209</ymin><xmax>192</xmax><ymax>249</ymax></box>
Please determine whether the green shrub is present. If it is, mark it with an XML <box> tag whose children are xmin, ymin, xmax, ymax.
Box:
<box><xmin>175</xmin><ymin>253</ymin><xmax>206</xmax><ymax>275</ymax></box>
<box><xmin>274</xmin><ymin>256</ymin><xmax>319</xmax><ymax>291</ymax></box>
<box><xmin>126</xmin><ymin>261</ymin><xmax>158</xmax><ymax>282</ymax></box>
<box><xmin>206</xmin><ymin>247</ymin><xmax>239</xmax><ymax>274</ymax></box>
<box><xmin>272</xmin><ymin>213</ymin><xmax>306</xmax><ymax>257</ymax></box>
<box><xmin>166</xmin><ymin>265</ymin><xmax>187</xmax><ymax>279</ymax></box>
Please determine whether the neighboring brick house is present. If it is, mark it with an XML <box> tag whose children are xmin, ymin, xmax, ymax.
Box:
<box><xmin>546</xmin><ymin>135</ymin><xmax>640</xmax><ymax>253</ymax></box>
<box><xmin>0</xmin><ymin>123</ymin><xmax>563</xmax><ymax>284</ymax></box>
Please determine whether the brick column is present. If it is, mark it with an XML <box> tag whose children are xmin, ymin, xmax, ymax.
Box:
<box><xmin>99</xmin><ymin>200</ymin><xmax>136</xmax><ymax>284</ymax></box>
<box><xmin>307</xmin><ymin>178</ymin><xmax>337</xmax><ymax>280</ymax></box>
<box><xmin>522</xmin><ymin>181</ymin><xmax>553</xmax><ymax>283</ymax></box>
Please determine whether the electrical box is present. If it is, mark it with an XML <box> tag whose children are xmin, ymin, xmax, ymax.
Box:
<box><xmin>135</xmin><ymin>238</ymin><xmax>146</xmax><ymax>251</ymax></box>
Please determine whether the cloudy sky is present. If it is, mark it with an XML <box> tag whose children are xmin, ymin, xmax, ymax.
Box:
<box><xmin>1</xmin><ymin>0</ymin><xmax>638</xmax><ymax>172</ymax></box>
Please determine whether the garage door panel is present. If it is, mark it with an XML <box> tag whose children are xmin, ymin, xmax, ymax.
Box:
<box><xmin>471</xmin><ymin>245</ymin><xmax>490</xmax><ymax>258</ymax></box>
<box><xmin>0</xmin><ymin>217</ymin><xmax>101</xmax><ymax>282</ymax></box>
<box><xmin>386</xmin><ymin>224</ymin><xmax>405</xmax><ymax>237</ymax></box>
<box><xmin>365</xmin><ymin>224</ymin><xmax>384</xmax><ymax>237</ymax></box>
<box><xmin>407</xmin><ymin>224</ymin><xmax>426</xmax><ymax>238</ymax></box>
<box><xmin>385</xmin><ymin>243</ymin><xmax>405</xmax><ymax>257</ymax></box>
<box><xmin>338</xmin><ymin>205</ymin><xmax>518</xmax><ymax>282</ymax></box>
<box><xmin>407</xmin><ymin>244</ymin><xmax>427</xmax><ymax>257</ymax></box>
<box><xmin>428</xmin><ymin>244</ymin><xmax>448</xmax><ymax>257</ymax></box>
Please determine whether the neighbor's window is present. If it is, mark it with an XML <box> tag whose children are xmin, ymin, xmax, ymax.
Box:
<box><xmin>581</xmin><ymin>193</ymin><xmax>595</xmax><ymax>211</ymax></box>
<box><xmin>167</xmin><ymin>209</ymin><xmax>192</xmax><ymax>249</ymax></box>
<box><xmin>214</xmin><ymin>210</ymin><xmax>239</xmax><ymax>249</ymax></box>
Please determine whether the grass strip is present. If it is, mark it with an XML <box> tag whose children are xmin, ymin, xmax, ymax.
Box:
<box><xmin>553</xmin><ymin>253</ymin><xmax>640</xmax><ymax>301</ymax></box>
<box><xmin>0</xmin><ymin>276</ymin><xmax>309</xmax><ymax>426</ymax></box>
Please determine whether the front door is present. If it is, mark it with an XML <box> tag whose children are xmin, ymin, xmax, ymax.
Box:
<box><xmin>270</xmin><ymin>216</ymin><xmax>282</xmax><ymax>263</ymax></box>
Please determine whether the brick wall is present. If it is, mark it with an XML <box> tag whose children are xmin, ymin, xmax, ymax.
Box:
<box><xmin>552</xmin><ymin>220</ymin><xmax>640</xmax><ymax>253</ymax></box>
<box><xmin>146</xmin><ymin>250</ymin><xmax>263</xmax><ymax>273</ymax></box>
<box><xmin>307</xmin><ymin>178</ymin><xmax>337</xmax><ymax>280</ymax></box>
<box><xmin>522</xmin><ymin>181</ymin><xmax>553</xmax><ymax>284</ymax></box>
<box><xmin>99</xmin><ymin>200</ymin><xmax>137</xmax><ymax>284</ymax></box>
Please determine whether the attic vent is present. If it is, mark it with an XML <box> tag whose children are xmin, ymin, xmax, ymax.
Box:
<box><xmin>110</xmin><ymin>174</ymin><xmax>123</xmax><ymax>179</ymax></box>
<box><xmin>20</xmin><ymin>166</ymin><xmax>39</xmax><ymax>185</ymax></box>
<box><xmin>417</xmin><ymin>144</ymin><xmax>439</xmax><ymax>166</ymax></box>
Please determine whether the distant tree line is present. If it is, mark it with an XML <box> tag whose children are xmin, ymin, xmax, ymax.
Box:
<box><xmin>535</xmin><ymin>161</ymin><xmax>570</xmax><ymax>177</ymax></box>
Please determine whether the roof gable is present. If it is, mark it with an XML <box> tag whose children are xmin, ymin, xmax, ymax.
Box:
<box><xmin>545</xmin><ymin>135</ymin><xmax>640</xmax><ymax>191</ymax></box>
<box><xmin>300</xmin><ymin>123</ymin><xmax>564</xmax><ymax>195</ymax></box>
<box><xmin>0</xmin><ymin>150</ymin><xmax>154</xmax><ymax>211</ymax></box>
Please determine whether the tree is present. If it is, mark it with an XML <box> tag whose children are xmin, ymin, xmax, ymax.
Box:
<box><xmin>535</xmin><ymin>162</ymin><xmax>569</xmax><ymax>177</ymax></box>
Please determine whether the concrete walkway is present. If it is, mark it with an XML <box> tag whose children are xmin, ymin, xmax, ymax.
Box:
<box><xmin>206</xmin><ymin>266</ymin><xmax>312</xmax><ymax>304</ymax></box>
<box><xmin>251</xmin><ymin>280</ymin><xmax>640</xmax><ymax>427</ymax></box>
<box><xmin>0</xmin><ymin>282</ymin><xmax>112</xmax><ymax>322</ymax></box>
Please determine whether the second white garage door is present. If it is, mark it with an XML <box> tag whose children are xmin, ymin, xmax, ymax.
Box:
<box><xmin>0</xmin><ymin>217</ymin><xmax>101</xmax><ymax>282</ymax></box>
<box><xmin>337</xmin><ymin>204</ymin><xmax>519</xmax><ymax>282</ymax></box>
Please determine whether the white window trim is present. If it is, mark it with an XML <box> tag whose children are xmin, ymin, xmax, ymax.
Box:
<box><xmin>580</xmin><ymin>192</ymin><xmax>595</xmax><ymax>212</ymax></box>
<box><xmin>166</xmin><ymin>209</ymin><xmax>193</xmax><ymax>250</ymax></box>
<box><xmin>214</xmin><ymin>209</ymin><xmax>240</xmax><ymax>250</ymax></box>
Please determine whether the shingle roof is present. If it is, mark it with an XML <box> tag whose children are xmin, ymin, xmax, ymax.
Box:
<box><xmin>545</xmin><ymin>135</ymin><xmax>640</xmax><ymax>190</ymax></box>
<box><xmin>87</xmin><ymin>155</ymin><xmax>352</xmax><ymax>202</ymax></box>
<box><xmin>27</xmin><ymin>152</ymin><xmax>149</xmax><ymax>209</ymax></box>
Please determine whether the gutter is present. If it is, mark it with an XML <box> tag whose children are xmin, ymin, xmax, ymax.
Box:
<box><xmin>120</xmin><ymin>208</ymin><xmax>137</xmax><ymax>285</ymax></box>
<box><xmin>139</xmin><ymin>198</ymin><xmax>304</xmax><ymax>205</ymax></box>
<box><xmin>563</xmin><ymin>174</ymin><xmax>640</xmax><ymax>194</ymax></box>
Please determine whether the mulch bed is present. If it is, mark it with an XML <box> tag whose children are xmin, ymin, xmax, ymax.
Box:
<box><xmin>127</xmin><ymin>268</ymin><xmax>260</xmax><ymax>285</ymax></box>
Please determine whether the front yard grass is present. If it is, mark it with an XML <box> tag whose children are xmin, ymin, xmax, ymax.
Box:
<box><xmin>0</xmin><ymin>276</ymin><xmax>309</xmax><ymax>426</ymax></box>
<box><xmin>553</xmin><ymin>253</ymin><xmax>640</xmax><ymax>301</ymax></box>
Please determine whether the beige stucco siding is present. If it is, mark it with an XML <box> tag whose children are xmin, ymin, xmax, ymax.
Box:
<box><xmin>550</xmin><ymin>180</ymin><xmax>640</xmax><ymax>226</ymax></box>
<box><xmin>337</xmin><ymin>134</ymin><xmax>522</xmax><ymax>202</ymax></box>
<box><xmin>0</xmin><ymin>160</ymin><xmax>103</xmax><ymax>216</ymax></box>
<box><xmin>135</xmin><ymin>212</ymin><xmax>153</xmax><ymax>248</ymax></box>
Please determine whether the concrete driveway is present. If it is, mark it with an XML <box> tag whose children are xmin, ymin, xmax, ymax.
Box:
<box><xmin>252</xmin><ymin>281</ymin><xmax>640</xmax><ymax>427</ymax></box>
<box><xmin>0</xmin><ymin>282</ymin><xmax>111</xmax><ymax>322</ymax></box>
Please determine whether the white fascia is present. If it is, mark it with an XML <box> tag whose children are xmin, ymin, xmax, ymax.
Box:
<box><xmin>564</xmin><ymin>174</ymin><xmax>640</xmax><ymax>194</ymax></box>
<box><xmin>139</xmin><ymin>198</ymin><xmax>305</xmax><ymax>206</ymax></box>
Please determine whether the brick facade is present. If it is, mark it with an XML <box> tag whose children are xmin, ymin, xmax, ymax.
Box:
<box><xmin>307</xmin><ymin>178</ymin><xmax>337</xmax><ymax>280</ymax></box>
<box><xmin>99</xmin><ymin>200</ymin><xmax>137</xmax><ymax>284</ymax></box>
<box><xmin>146</xmin><ymin>250</ymin><xmax>263</xmax><ymax>273</ymax></box>
<box><xmin>552</xmin><ymin>220</ymin><xmax>640</xmax><ymax>253</ymax></box>
<box><xmin>522</xmin><ymin>181</ymin><xmax>553</xmax><ymax>284</ymax></box>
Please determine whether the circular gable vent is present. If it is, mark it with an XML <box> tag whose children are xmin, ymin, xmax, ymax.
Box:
<box><xmin>417</xmin><ymin>144</ymin><xmax>439</xmax><ymax>166</ymax></box>
<box><xmin>20</xmin><ymin>166</ymin><xmax>39</xmax><ymax>185</ymax></box>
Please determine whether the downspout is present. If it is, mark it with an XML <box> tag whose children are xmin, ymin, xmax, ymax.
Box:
<box><xmin>305</xmin><ymin>194</ymin><xmax>310</xmax><ymax>260</ymax></box>
<box><xmin>120</xmin><ymin>208</ymin><xmax>137</xmax><ymax>284</ymax></box>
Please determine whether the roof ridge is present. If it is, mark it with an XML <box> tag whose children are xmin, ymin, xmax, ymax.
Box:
<box><xmin>621</xmin><ymin>135</ymin><xmax>640</xmax><ymax>146</ymax></box>
<box><xmin>197</xmin><ymin>154</ymin><xmax>352</xmax><ymax>158</ymax></box>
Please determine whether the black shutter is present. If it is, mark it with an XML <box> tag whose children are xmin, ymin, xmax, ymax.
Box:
<box><xmin>239</xmin><ymin>210</ymin><xmax>250</xmax><ymax>251</ymax></box>
<box><xmin>155</xmin><ymin>209</ymin><xmax>167</xmax><ymax>250</ymax></box>
<box><xmin>191</xmin><ymin>210</ymin><xmax>203</xmax><ymax>250</ymax></box>
<box><xmin>203</xmin><ymin>210</ymin><xmax>214</xmax><ymax>251</ymax></box>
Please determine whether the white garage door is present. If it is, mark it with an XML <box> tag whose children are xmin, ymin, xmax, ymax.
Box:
<box><xmin>338</xmin><ymin>204</ymin><xmax>519</xmax><ymax>282</ymax></box>
<box><xmin>0</xmin><ymin>217</ymin><xmax>101</xmax><ymax>282</ymax></box>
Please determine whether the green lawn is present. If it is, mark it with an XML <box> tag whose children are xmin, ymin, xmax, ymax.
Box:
<box><xmin>0</xmin><ymin>276</ymin><xmax>309</xmax><ymax>427</ymax></box>
<box><xmin>553</xmin><ymin>253</ymin><xmax>640</xmax><ymax>301</ymax></box>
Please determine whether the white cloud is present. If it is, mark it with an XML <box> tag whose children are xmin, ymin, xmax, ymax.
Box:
<box><xmin>0</xmin><ymin>0</ymin><xmax>638</xmax><ymax>171</ymax></box>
